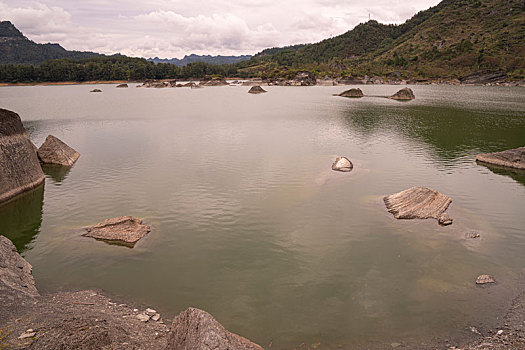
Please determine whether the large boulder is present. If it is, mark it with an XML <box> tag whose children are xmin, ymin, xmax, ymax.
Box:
<box><xmin>338</xmin><ymin>88</ymin><xmax>364</xmax><ymax>98</ymax></box>
<box><xmin>476</xmin><ymin>147</ymin><xmax>525</xmax><ymax>170</ymax></box>
<box><xmin>0</xmin><ymin>235</ymin><xmax>39</xmax><ymax>297</ymax></box>
<box><xmin>0</xmin><ymin>108</ymin><xmax>45</xmax><ymax>204</ymax></box>
<box><xmin>384</xmin><ymin>187</ymin><xmax>452</xmax><ymax>224</ymax></box>
<box><xmin>37</xmin><ymin>135</ymin><xmax>80</xmax><ymax>166</ymax></box>
<box><xmin>248</xmin><ymin>86</ymin><xmax>267</xmax><ymax>94</ymax></box>
<box><xmin>293</xmin><ymin>71</ymin><xmax>316</xmax><ymax>86</ymax></box>
<box><xmin>166</xmin><ymin>307</ymin><xmax>263</xmax><ymax>350</ymax></box>
<box><xmin>389</xmin><ymin>88</ymin><xmax>415</xmax><ymax>100</ymax></box>
<box><xmin>82</xmin><ymin>216</ymin><xmax>151</xmax><ymax>246</ymax></box>
<box><xmin>332</xmin><ymin>156</ymin><xmax>353</xmax><ymax>172</ymax></box>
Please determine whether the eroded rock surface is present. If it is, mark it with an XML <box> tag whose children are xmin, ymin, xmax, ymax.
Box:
<box><xmin>460</xmin><ymin>70</ymin><xmax>507</xmax><ymax>85</ymax></box>
<box><xmin>384</xmin><ymin>187</ymin><xmax>452</xmax><ymax>222</ymax></box>
<box><xmin>0</xmin><ymin>108</ymin><xmax>45</xmax><ymax>204</ymax></box>
<box><xmin>389</xmin><ymin>87</ymin><xmax>415</xmax><ymax>100</ymax></box>
<box><xmin>476</xmin><ymin>147</ymin><xmax>525</xmax><ymax>170</ymax></box>
<box><xmin>0</xmin><ymin>235</ymin><xmax>39</xmax><ymax>297</ymax></box>
<box><xmin>37</xmin><ymin>135</ymin><xmax>80</xmax><ymax>166</ymax></box>
<box><xmin>338</xmin><ymin>88</ymin><xmax>364</xmax><ymax>98</ymax></box>
<box><xmin>248</xmin><ymin>86</ymin><xmax>267</xmax><ymax>94</ymax></box>
<box><xmin>332</xmin><ymin>156</ymin><xmax>353</xmax><ymax>172</ymax></box>
<box><xmin>166</xmin><ymin>307</ymin><xmax>263</xmax><ymax>350</ymax></box>
<box><xmin>83</xmin><ymin>216</ymin><xmax>150</xmax><ymax>245</ymax></box>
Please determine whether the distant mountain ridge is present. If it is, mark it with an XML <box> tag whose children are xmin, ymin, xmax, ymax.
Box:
<box><xmin>149</xmin><ymin>54</ymin><xmax>252</xmax><ymax>66</ymax></box>
<box><xmin>0</xmin><ymin>21</ymin><xmax>100</xmax><ymax>65</ymax></box>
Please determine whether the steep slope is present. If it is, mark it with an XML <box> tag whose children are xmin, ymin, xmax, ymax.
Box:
<box><xmin>0</xmin><ymin>21</ymin><xmax>99</xmax><ymax>65</ymax></box>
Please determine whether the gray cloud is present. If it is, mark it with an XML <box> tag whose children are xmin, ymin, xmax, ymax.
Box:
<box><xmin>0</xmin><ymin>0</ymin><xmax>440</xmax><ymax>58</ymax></box>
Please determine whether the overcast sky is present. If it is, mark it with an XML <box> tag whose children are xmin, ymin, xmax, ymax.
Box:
<box><xmin>1</xmin><ymin>0</ymin><xmax>441</xmax><ymax>59</ymax></box>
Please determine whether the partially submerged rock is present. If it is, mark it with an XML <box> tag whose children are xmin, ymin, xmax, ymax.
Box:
<box><xmin>438</xmin><ymin>213</ymin><xmax>453</xmax><ymax>226</ymax></box>
<box><xmin>37</xmin><ymin>135</ymin><xmax>80</xmax><ymax>166</ymax></box>
<box><xmin>0</xmin><ymin>235</ymin><xmax>39</xmax><ymax>297</ymax></box>
<box><xmin>332</xmin><ymin>156</ymin><xmax>353</xmax><ymax>172</ymax></box>
<box><xmin>338</xmin><ymin>88</ymin><xmax>364</xmax><ymax>98</ymax></box>
<box><xmin>476</xmin><ymin>275</ymin><xmax>496</xmax><ymax>285</ymax></box>
<box><xmin>166</xmin><ymin>307</ymin><xmax>263</xmax><ymax>350</ymax></box>
<box><xmin>389</xmin><ymin>87</ymin><xmax>415</xmax><ymax>100</ymax></box>
<box><xmin>248</xmin><ymin>86</ymin><xmax>267</xmax><ymax>94</ymax></box>
<box><xmin>90</xmin><ymin>89</ymin><xmax>102</xmax><ymax>93</ymax></box>
<box><xmin>82</xmin><ymin>216</ymin><xmax>150</xmax><ymax>246</ymax></box>
<box><xmin>384</xmin><ymin>187</ymin><xmax>452</xmax><ymax>223</ymax></box>
<box><xmin>476</xmin><ymin>147</ymin><xmax>525</xmax><ymax>170</ymax></box>
<box><xmin>465</xmin><ymin>231</ymin><xmax>481</xmax><ymax>239</ymax></box>
<box><xmin>0</xmin><ymin>108</ymin><xmax>45</xmax><ymax>204</ymax></box>
<box><xmin>116</xmin><ymin>83</ymin><xmax>128</xmax><ymax>88</ymax></box>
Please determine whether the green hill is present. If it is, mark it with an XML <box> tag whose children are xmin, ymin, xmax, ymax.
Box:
<box><xmin>0</xmin><ymin>21</ymin><xmax>100</xmax><ymax>65</ymax></box>
<box><xmin>239</xmin><ymin>0</ymin><xmax>525</xmax><ymax>80</ymax></box>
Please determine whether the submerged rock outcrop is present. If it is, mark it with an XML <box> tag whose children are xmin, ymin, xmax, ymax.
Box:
<box><xmin>338</xmin><ymin>88</ymin><xmax>364</xmax><ymax>98</ymax></box>
<box><xmin>116</xmin><ymin>83</ymin><xmax>128</xmax><ymax>88</ymax></box>
<box><xmin>332</xmin><ymin>156</ymin><xmax>353</xmax><ymax>172</ymax></box>
<box><xmin>90</xmin><ymin>89</ymin><xmax>102</xmax><ymax>92</ymax></box>
<box><xmin>248</xmin><ymin>86</ymin><xmax>267</xmax><ymax>94</ymax></box>
<box><xmin>0</xmin><ymin>108</ymin><xmax>45</xmax><ymax>204</ymax></box>
<box><xmin>37</xmin><ymin>135</ymin><xmax>80</xmax><ymax>166</ymax></box>
<box><xmin>82</xmin><ymin>216</ymin><xmax>151</xmax><ymax>246</ymax></box>
<box><xmin>384</xmin><ymin>186</ymin><xmax>452</xmax><ymax>224</ymax></box>
<box><xmin>476</xmin><ymin>147</ymin><xmax>525</xmax><ymax>170</ymax></box>
<box><xmin>166</xmin><ymin>307</ymin><xmax>263</xmax><ymax>350</ymax></box>
<box><xmin>389</xmin><ymin>88</ymin><xmax>415</xmax><ymax>100</ymax></box>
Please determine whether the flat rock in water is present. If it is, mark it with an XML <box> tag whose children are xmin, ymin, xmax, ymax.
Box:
<box><xmin>248</xmin><ymin>85</ymin><xmax>267</xmax><ymax>94</ymax></box>
<box><xmin>338</xmin><ymin>88</ymin><xmax>364</xmax><ymax>98</ymax></box>
<box><xmin>476</xmin><ymin>274</ymin><xmax>495</xmax><ymax>285</ymax></box>
<box><xmin>116</xmin><ymin>83</ymin><xmax>128</xmax><ymax>88</ymax></box>
<box><xmin>166</xmin><ymin>307</ymin><xmax>263</xmax><ymax>350</ymax></box>
<box><xmin>389</xmin><ymin>87</ymin><xmax>415</xmax><ymax>100</ymax></box>
<box><xmin>384</xmin><ymin>187</ymin><xmax>452</xmax><ymax>222</ymax></box>
<box><xmin>0</xmin><ymin>108</ymin><xmax>45</xmax><ymax>204</ymax></box>
<box><xmin>476</xmin><ymin>147</ymin><xmax>525</xmax><ymax>170</ymax></box>
<box><xmin>37</xmin><ymin>135</ymin><xmax>80</xmax><ymax>166</ymax></box>
<box><xmin>90</xmin><ymin>89</ymin><xmax>102</xmax><ymax>92</ymax></box>
<box><xmin>82</xmin><ymin>216</ymin><xmax>150</xmax><ymax>246</ymax></box>
<box><xmin>332</xmin><ymin>156</ymin><xmax>353</xmax><ymax>172</ymax></box>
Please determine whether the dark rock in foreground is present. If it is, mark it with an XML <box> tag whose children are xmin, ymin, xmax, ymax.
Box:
<box><xmin>37</xmin><ymin>135</ymin><xmax>80</xmax><ymax>166</ymax></box>
<box><xmin>332</xmin><ymin>156</ymin><xmax>353</xmax><ymax>172</ymax></box>
<box><xmin>248</xmin><ymin>86</ymin><xmax>267</xmax><ymax>94</ymax></box>
<box><xmin>167</xmin><ymin>307</ymin><xmax>263</xmax><ymax>350</ymax></box>
<box><xmin>0</xmin><ymin>236</ymin><xmax>39</xmax><ymax>297</ymax></box>
<box><xmin>476</xmin><ymin>147</ymin><xmax>525</xmax><ymax>170</ymax></box>
<box><xmin>82</xmin><ymin>216</ymin><xmax>150</xmax><ymax>246</ymax></box>
<box><xmin>338</xmin><ymin>88</ymin><xmax>364</xmax><ymax>98</ymax></box>
<box><xmin>0</xmin><ymin>108</ymin><xmax>45</xmax><ymax>204</ymax></box>
<box><xmin>90</xmin><ymin>89</ymin><xmax>102</xmax><ymax>92</ymax></box>
<box><xmin>384</xmin><ymin>187</ymin><xmax>452</xmax><ymax>223</ymax></box>
<box><xmin>116</xmin><ymin>83</ymin><xmax>128</xmax><ymax>88</ymax></box>
<box><xmin>389</xmin><ymin>88</ymin><xmax>415</xmax><ymax>100</ymax></box>
<box><xmin>460</xmin><ymin>70</ymin><xmax>507</xmax><ymax>85</ymax></box>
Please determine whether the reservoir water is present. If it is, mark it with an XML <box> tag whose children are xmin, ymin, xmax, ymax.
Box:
<box><xmin>1</xmin><ymin>84</ymin><xmax>524</xmax><ymax>348</ymax></box>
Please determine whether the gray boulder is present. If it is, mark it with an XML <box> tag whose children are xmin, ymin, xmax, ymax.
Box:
<box><xmin>389</xmin><ymin>88</ymin><xmax>415</xmax><ymax>100</ymax></box>
<box><xmin>0</xmin><ymin>235</ymin><xmax>39</xmax><ymax>297</ymax></box>
<box><xmin>338</xmin><ymin>88</ymin><xmax>364</xmax><ymax>98</ymax></box>
<box><xmin>166</xmin><ymin>307</ymin><xmax>263</xmax><ymax>350</ymax></box>
<box><xmin>248</xmin><ymin>86</ymin><xmax>267</xmax><ymax>94</ymax></box>
<box><xmin>476</xmin><ymin>147</ymin><xmax>525</xmax><ymax>170</ymax></box>
<box><xmin>82</xmin><ymin>216</ymin><xmax>151</xmax><ymax>246</ymax></box>
<box><xmin>37</xmin><ymin>135</ymin><xmax>80</xmax><ymax>166</ymax></box>
<box><xmin>0</xmin><ymin>108</ymin><xmax>45</xmax><ymax>204</ymax></box>
<box><xmin>332</xmin><ymin>156</ymin><xmax>353</xmax><ymax>172</ymax></box>
<box><xmin>293</xmin><ymin>71</ymin><xmax>316</xmax><ymax>86</ymax></box>
<box><xmin>384</xmin><ymin>187</ymin><xmax>452</xmax><ymax>224</ymax></box>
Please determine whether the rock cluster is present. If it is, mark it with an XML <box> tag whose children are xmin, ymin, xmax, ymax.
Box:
<box><xmin>389</xmin><ymin>88</ymin><xmax>415</xmax><ymax>100</ymax></box>
<box><xmin>384</xmin><ymin>186</ymin><xmax>452</xmax><ymax>223</ymax></box>
<box><xmin>0</xmin><ymin>108</ymin><xmax>45</xmax><ymax>204</ymax></box>
<box><xmin>166</xmin><ymin>307</ymin><xmax>263</xmax><ymax>350</ymax></box>
<box><xmin>332</xmin><ymin>156</ymin><xmax>353</xmax><ymax>172</ymax></box>
<box><xmin>37</xmin><ymin>135</ymin><xmax>80</xmax><ymax>166</ymax></box>
<box><xmin>200</xmin><ymin>78</ymin><xmax>229</xmax><ymax>86</ymax></box>
<box><xmin>292</xmin><ymin>71</ymin><xmax>317</xmax><ymax>86</ymax></box>
<box><xmin>248</xmin><ymin>86</ymin><xmax>267</xmax><ymax>94</ymax></box>
<box><xmin>338</xmin><ymin>88</ymin><xmax>364</xmax><ymax>98</ymax></box>
<box><xmin>82</xmin><ymin>216</ymin><xmax>151</xmax><ymax>246</ymax></box>
<box><xmin>476</xmin><ymin>147</ymin><xmax>525</xmax><ymax>170</ymax></box>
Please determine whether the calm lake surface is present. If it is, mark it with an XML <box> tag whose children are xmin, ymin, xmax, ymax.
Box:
<box><xmin>1</xmin><ymin>84</ymin><xmax>524</xmax><ymax>348</ymax></box>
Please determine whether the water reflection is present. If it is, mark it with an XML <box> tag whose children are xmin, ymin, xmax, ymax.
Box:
<box><xmin>42</xmin><ymin>164</ymin><xmax>73</xmax><ymax>183</ymax></box>
<box><xmin>477</xmin><ymin>162</ymin><xmax>525</xmax><ymax>187</ymax></box>
<box><xmin>0</xmin><ymin>184</ymin><xmax>44</xmax><ymax>252</ymax></box>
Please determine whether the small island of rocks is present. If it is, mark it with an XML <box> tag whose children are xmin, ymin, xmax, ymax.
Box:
<box><xmin>82</xmin><ymin>216</ymin><xmax>151</xmax><ymax>246</ymax></box>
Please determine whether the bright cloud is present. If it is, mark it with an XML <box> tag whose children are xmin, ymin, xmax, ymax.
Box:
<box><xmin>0</xmin><ymin>0</ymin><xmax>441</xmax><ymax>58</ymax></box>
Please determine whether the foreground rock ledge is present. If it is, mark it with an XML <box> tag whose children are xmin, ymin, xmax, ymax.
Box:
<box><xmin>332</xmin><ymin>156</ymin><xmax>353</xmax><ymax>172</ymax></box>
<box><xmin>83</xmin><ymin>216</ymin><xmax>151</xmax><ymax>245</ymax></box>
<box><xmin>0</xmin><ymin>108</ymin><xmax>45</xmax><ymax>204</ymax></box>
<box><xmin>338</xmin><ymin>88</ymin><xmax>364</xmax><ymax>98</ymax></box>
<box><xmin>389</xmin><ymin>87</ymin><xmax>415</xmax><ymax>100</ymax></box>
<box><xmin>248</xmin><ymin>85</ymin><xmax>267</xmax><ymax>94</ymax></box>
<box><xmin>384</xmin><ymin>186</ymin><xmax>452</xmax><ymax>223</ymax></box>
<box><xmin>476</xmin><ymin>147</ymin><xmax>525</xmax><ymax>170</ymax></box>
<box><xmin>167</xmin><ymin>307</ymin><xmax>263</xmax><ymax>350</ymax></box>
<box><xmin>37</xmin><ymin>135</ymin><xmax>80</xmax><ymax>166</ymax></box>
